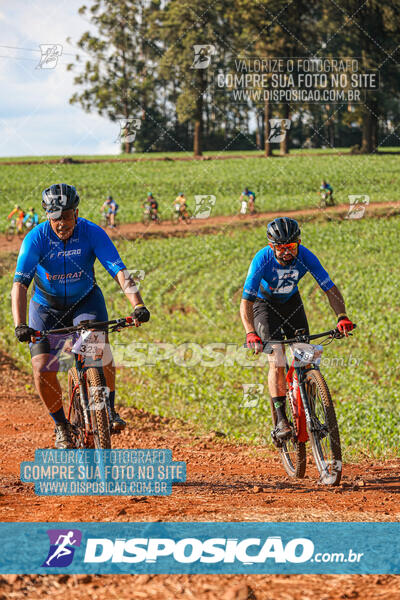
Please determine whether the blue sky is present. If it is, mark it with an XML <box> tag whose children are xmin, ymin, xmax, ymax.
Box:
<box><xmin>0</xmin><ymin>1</ymin><xmax>120</xmax><ymax>157</ymax></box>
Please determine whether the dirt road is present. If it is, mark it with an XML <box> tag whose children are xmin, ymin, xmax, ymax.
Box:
<box><xmin>1</xmin><ymin>347</ymin><xmax>399</xmax><ymax>598</ymax></box>
<box><xmin>1</xmin><ymin>200</ymin><xmax>399</xmax><ymax>254</ymax></box>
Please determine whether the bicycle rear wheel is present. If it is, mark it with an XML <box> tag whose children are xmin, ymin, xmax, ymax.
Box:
<box><xmin>86</xmin><ymin>367</ymin><xmax>111</xmax><ymax>449</ymax></box>
<box><xmin>271</xmin><ymin>398</ymin><xmax>306</xmax><ymax>479</ymax></box>
<box><xmin>305</xmin><ymin>369</ymin><xmax>342</xmax><ymax>486</ymax></box>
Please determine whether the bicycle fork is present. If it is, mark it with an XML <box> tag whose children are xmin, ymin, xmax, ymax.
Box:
<box><xmin>297</xmin><ymin>366</ymin><xmax>328</xmax><ymax>441</ymax></box>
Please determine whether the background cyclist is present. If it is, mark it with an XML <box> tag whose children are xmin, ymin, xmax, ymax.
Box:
<box><xmin>11</xmin><ymin>183</ymin><xmax>150</xmax><ymax>449</ymax></box>
<box><xmin>319</xmin><ymin>180</ymin><xmax>334</xmax><ymax>205</ymax></box>
<box><xmin>144</xmin><ymin>192</ymin><xmax>159</xmax><ymax>221</ymax></box>
<box><xmin>101</xmin><ymin>195</ymin><xmax>119</xmax><ymax>228</ymax></box>
<box><xmin>173</xmin><ymin>192</ymin><xmax>187</xmax><ymax>222</ymax></box>
<box><xmin>240</xmin><ymin>216</ymin><xmax>354</xmax><ymax>440</ymax></box>
<box><xmin>240</xmin><ymin>187</ymin><xmax>256</xmax><ymax>214</ymax></box>
<box><xmin>23</xmin><ymin>206</ymin><xmax>39</xmax><ymax>230</ymax></box>
<box><xmin>7</xmin><ymin>204</ymin><xmax>25</xmax><ymax>233</ymax></box>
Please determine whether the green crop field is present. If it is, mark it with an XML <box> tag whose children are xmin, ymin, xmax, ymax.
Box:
<box><xmin>0</xmin><ymin>215</ymin><xmax>398</xmax><ymax>458</ymax></box>
<box><xmin>1</xmin><ymin>150</ymin><xmax>399</xmax><ymax>230</ymax></box>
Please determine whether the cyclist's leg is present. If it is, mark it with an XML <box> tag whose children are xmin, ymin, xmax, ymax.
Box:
<box><xmin>29</xmin><ymin>300</ymin><xmax>69</xmax><ymax>412</ymax></box>
<box><xmin>253</xmin><ymin>299</ymin><xmax>289</xmax><ymax>437</ymax></box>
<box><xmin>29</xmin><ymin>300</ymin><xmax>74</xmax><ymax>447</ymax></box>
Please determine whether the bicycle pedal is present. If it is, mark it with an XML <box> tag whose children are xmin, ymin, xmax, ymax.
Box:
<box><xmin>271</xmin><ymin>429</ymin><xmax>283</xmax><ymax>448</ymax></box>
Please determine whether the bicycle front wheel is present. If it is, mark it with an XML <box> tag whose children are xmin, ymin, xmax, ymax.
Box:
<box><xmin>272</xmin><ymin>398</ymin><xmax>306</xmax><ymax>479</ymax></box>
<box><xmin>305</xmin><ymin>369</ymin><xmax>342</xmax><ymax>486</ymax></box>
<box><xmin>68</xmin><ymin>367</ymin><xmax>86</xmax><ymax>448</ymax></box>
<box><xmin>5</xmin><ymin>225</ymin><xmax>15</xmax><ymax>242</ymax></box>
<box><xmin>86</xmin><ymin>367</ymin><xmax>111</xmax><ymax>449</ymax></box>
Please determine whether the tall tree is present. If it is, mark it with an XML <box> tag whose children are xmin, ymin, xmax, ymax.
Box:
<box><xmin>68</xmin><ymin>0</ymin><xmax>159</xmax><ymax>153</ymax></box>
<box><xmin>322</xmin><ymin>0</ymin><xmax>400</xmax><ymax>153</ymax></box>
<box><xmin>156</xmin><ymin>0</ymin><xmax>235</xmax><ymax>156</ymax></box>
<box><xmin>237</xmin><ymin>0</ymin><xmax>321</xmax><ymax>156</ymax></box>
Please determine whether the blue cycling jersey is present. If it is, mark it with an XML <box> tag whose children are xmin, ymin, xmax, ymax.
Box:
<box><xmin>104</xmin><ymin>200</ymin><xmax>118</xmax><ymax>213</ymax></box>
<box><xmin>14</xmin><ymin>217</ymin><xmax>126</xmax><ymax>309</ymax></box>
<box><xmin>23</xmin><ymin>212</ymin><xmax>39</xmax><ymax>225</ymax></box>
<box><xmin>243</xmin><ymin>190</ymin><xmax>255</xmax><ymax>199</ymax></box>
<box><xmin>242</xmin><ymin>245</ymin><xmax>334</xmax><ymax>304</ymax></box>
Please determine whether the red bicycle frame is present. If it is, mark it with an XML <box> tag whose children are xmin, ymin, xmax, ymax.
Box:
<box><xmin>286</xmin><ymin>362</ymin><xmax>309</xmax><ymax>443</ymax></box>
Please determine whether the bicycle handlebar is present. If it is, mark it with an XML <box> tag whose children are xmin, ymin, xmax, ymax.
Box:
<box><xmin>33</xmin><ymin>316</ymin><xmax>135</xmax><ymax>338</ymax></box>
<box><xmin>243</xmin><ymin>324</ymin><xmax>357</xmax><ymax>350</ymax></box>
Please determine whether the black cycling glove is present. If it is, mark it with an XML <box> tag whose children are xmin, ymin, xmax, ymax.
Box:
<box><xmin>132</xmin><ymin>305</ymin><xmax>150</xmax><ymax>323</ymax></box>
<box><xmin>15</xmin><ymin>324</ymin><xmax>36</xmax><ymax>342</ymax></box>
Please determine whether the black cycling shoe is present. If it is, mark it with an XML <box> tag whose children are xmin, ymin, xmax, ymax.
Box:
<box><xmin>275</xmin><ymin>416</ymin><xmax>292</xmax><ymax>440</ymax></box>
<box><xmin>111</xmin><ymin>411</ymin><xmax>126</xmax><ymax>432</ymax></box>
<box><xmin>54</xmin><ymin>422</ymin><xmax>75</xmax><ymax>449</ymax></box>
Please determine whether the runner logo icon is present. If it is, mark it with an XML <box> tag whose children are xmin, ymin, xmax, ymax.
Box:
<box><xmin>42</xmin><ymin>529</ymin><xmax>82</xmax><ymax>567</ymax></box>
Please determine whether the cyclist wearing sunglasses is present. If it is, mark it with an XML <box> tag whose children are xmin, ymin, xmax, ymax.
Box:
<box><xmin>240</xmin><ymin>216</ymin><xmax>354</xmax><ymax>439</ymax></box>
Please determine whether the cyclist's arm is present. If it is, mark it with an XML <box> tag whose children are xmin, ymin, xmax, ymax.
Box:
<box><xmin>240</xmin><ymin>249</ymin><xmax>266</xmax><ymax>332</ymax></box>
<box><xmin>7</xmin><ymin>209</ymin><xmax>16</xmax><ymax>219</ymax></box>
<box><xmin>325</xmin><ymin>284</ymin><xmax>347</xmax><ymax>317</ymax></box>
<box><xmin>240</xmin><ymin>298</ymin><xmax>257</xmax><ymax>334</ymax></box>
<box><xmin>302</xmin><ymin>246</ymin><xmax>335</xmax><ymax>293</ymax></box>
<box><xmin>114</xmin><ymin>269</ymin><xmax>144</xmax><ymax>311</ymax></box>
<box><xmin>89</xmin><ymin>223</ymin><xmax>126</xmax><ymax>277</ymax></box>
<box><xmin>11</xmin><ymin>282</ymin><xmax>28</xmax><ymax>326</ymax></box>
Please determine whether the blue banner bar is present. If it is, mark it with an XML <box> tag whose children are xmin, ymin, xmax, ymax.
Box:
<box><xmin>0</xmin><ymin>522</ymin><xmax>399</xmax><ymax>574</ymax></box>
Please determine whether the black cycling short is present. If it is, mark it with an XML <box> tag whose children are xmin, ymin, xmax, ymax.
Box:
<box><xmin>253</xmin><ymin>291</ymin><xmax>309</xmax><ymax>343</ymax></box>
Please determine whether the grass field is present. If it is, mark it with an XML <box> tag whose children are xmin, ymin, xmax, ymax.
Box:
<box><xmin>0</xmin><ymin>215</ymin><xmax>398</xmax><ymax>458</ymax></box>
<box><xmin>1</xmin><ymin>150</ymin><xmax>400</xmax><ymax>230</ymax></box>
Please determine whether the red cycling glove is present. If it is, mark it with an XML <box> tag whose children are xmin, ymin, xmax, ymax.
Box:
<box><xmin>246</xmin><ymin>331</ymin><xmax>263</xmax><ymax>352</ymax></box>
<box><xmin>337</xmin><ymin>315</ymin><xmax>354</xmax><ymax>336</ymax></box>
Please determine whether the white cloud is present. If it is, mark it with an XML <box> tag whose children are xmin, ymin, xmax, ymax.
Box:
<box><xmin>0</xmin><ymin>1</ymin><xmax>120</xmax><ymax>157</ymax></box>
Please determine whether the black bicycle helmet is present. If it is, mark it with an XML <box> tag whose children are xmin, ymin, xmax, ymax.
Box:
<box><xmin>267</xmin><ymin>217</ymin><xmax>300</xmax><ymax>244</ymax></box>
<box><xmin>42</xmin><ymin>183</ymin><xmax>80</xmax><ymax>217</ymax></box>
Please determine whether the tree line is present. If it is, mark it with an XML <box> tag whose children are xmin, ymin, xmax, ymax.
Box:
<box><xmin>68</xmin><ymin>0</ymin><xmax>400</xmax><ymax>155</ymax></box>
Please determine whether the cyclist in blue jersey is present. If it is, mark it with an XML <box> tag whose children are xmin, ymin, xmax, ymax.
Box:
<box><xmin>240</xmin><ymin>187</ymin><xmax>256</xmax><ymax>215</ymax></box>
<box><xmin>319</xmin><ymin>180</ymin><xmax>334</xmax><ymax>205</ymax></box>
<box><xmin>23</xmin><ymin>207</ymin><xmax>39</xmax><ymax>230</ymax></box>
<box><xmin>240</xmin><ymin>217</ymin><xmax>354</xmax><ymax>440</ymax></box>
<box><xmin>11</xmin><ymin>183</ymin><xmax>150</xmax><ymax>449</ymax></box>
<box><xmin>101</xmin><ymin>195</ymin><xmax>119</xmax><ymax>228</ymax></box>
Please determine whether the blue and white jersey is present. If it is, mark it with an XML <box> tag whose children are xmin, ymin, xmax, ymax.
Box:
<box><xmin>14</xmin><ymin>217</ymin><xmax>126</xmax><ymax>308</ymax></box>
<box><xmin>242</xmin><ymin>245</ymin><xmax>334</xmax><ymax>303</ymax></box>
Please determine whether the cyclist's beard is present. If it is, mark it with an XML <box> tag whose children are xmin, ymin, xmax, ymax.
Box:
<box><xmin>274</xmin><ymin>250</ymin><xmax>295</xmax><ymax>266</ymax></box>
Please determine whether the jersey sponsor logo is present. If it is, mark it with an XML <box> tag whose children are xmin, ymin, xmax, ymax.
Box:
<box><xmin>15</xmin><ymin>271</ymin><xmax>30</xmax><ymax>278</ymax></box>
<box><xmin>45</xmin><ymin>270</ymin><xmax>84</xmax><ymax>281</ymax></box>
<box><xmin>271</xmin><ymin>269</ymin><xmax>299</xmax><ymax>294</ymax></box>
<box><xmin>57</xmin><ymin>249</ymin><xmax>82</xmax><ymax>258</ymax></box>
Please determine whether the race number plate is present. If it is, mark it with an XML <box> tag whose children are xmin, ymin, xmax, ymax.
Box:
<box><xmin>71</xmin><ymin>330</ymin><xmax>106</xmax><ymax>359</ymax></box>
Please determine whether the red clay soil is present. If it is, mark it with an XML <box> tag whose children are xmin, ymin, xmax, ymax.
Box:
<box><xmin>1</xmin><ymin>200</ymin><xmax>399</xmax><ymax>254</ymax></box>
<box><xmin>0</xmin><ymin>346</ymin><xmax>400</xmax><ymax>598</ymax></box>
